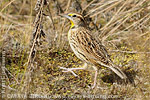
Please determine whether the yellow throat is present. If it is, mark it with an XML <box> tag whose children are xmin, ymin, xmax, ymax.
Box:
<box><xmin>68</xmin><ymin>20</ymin><xmax>75</xmax><ymax>40</ymax></box>
<box><xmin>70</xmin><ymin>20</ymin><xmax>75</xmax><ymax>29</ymax></box>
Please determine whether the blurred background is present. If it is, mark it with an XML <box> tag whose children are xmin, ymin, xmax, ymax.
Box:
<box><xmin>0</xmin><ymin>0</ymin><xmax>150</xmax><ymax>99</ymax></box>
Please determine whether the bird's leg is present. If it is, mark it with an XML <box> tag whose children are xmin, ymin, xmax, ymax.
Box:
<box><xmin>91</xmin><ymin>66</ymin><xmax>98</xmax><ymax>89</ymax></box>
<box><xmin>59</xmin><ymin>63</ymin><xmax>87</xmax><ymax>77</ymax></box>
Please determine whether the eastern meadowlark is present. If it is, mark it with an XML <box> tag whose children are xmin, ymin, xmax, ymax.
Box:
<box><xmin>60</xmin><ymin>13</ymin><xmax>127</xmax><ymax>88</ymax></box>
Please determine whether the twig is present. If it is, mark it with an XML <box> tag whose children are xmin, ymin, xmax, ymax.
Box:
<box><xmin>74</xmin><ymin>0</ymin><xmax>82</xmax><ymax>12</ymax></box>
<box><xmin>65</xmin><ymin>0</ymin><xmax>71</xmax><ymax>12</ymax></box>
<box><xmin>82</xmin><ymin>0</ymin><xmax>97</xmax><ymax>13</ymax></box>
<box><xmin>0</xmin><ymin>12</ymin><xmax>22</xmax><ymax>25</ymax></box>
<box><xmin>57</xmin><ymin>0</ymin><xmax>71</xmax><ymax>49</ymax></box>
<box><xmin>4</xmin><ymin>67</ymin><xmax>19</xmax><ymax>84</ymax></box>
<box><xmin>85</xmin><ymin>0</ymin><xmax>122</xmax><ymax>17</ymax></box>
<box><xmin>52</xmin><ymin>0</ymin><xmax>64</xmax><ymax>14</ymax></box>
<box><xmin>21</xmin><ymin>0</ymin><xmax>47</xmax><ymax>96</ymax></box>
<box><xmin>106</xmin><ymin>13</ymin><xmax>150</xmax><ymax>40</ymax></box>
<box><xmin>1</xmin><ymin>0</ymin><xmax>16</xmax><ymax>12</ymax></box>
<box><xmin>47</xmin><ymin>4</ymin><xmax>56</xmax><ymax>30</ymax></box>
<box><xmin>109</xmin><ymin>50</ymin><xmax>150</xmax><ymax>54</ymax></box>
<box><xmin>18</xmin><ymin>0</ymin><xmax>27</xmax><ymax>14</ymax></box>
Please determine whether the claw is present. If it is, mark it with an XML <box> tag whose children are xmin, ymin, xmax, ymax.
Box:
<box><xmin>58</xmin><ymin>66</ymin><xmax>78</xmax><ymax>77</ymax></box>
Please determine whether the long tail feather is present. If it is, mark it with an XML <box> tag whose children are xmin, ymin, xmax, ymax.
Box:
<box><xmin>108</xmin><ymin>65</ymin><xmax>127</xmax><ymax>79</ymax></box>
<box><xmin>97</xmin><ymin>61</ymin><xmax>127</xmax><ymax>79</ymax></box>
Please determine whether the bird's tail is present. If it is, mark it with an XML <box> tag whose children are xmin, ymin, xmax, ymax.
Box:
<box><xmin>97</xmin><ymin>61</ymin><xmax>127</xmax><ymax>79</ymax></box>
<box><xmin>108</xmin><ymin>65</ymin><xmax>127</xmax><ymax>79</ymax></box>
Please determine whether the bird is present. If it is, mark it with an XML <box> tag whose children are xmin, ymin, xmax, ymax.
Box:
<box><xmin>59</xmin><ymin>12</ymin><xmax>127</xmax><ymax>88</ymax></box>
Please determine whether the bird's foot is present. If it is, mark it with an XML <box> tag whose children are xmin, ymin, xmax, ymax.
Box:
<box><xmin>87</xmin><ymin>78</ymin><xmax>97</xmax><ymax>89</ymax></box>
<box><xmin>91</xmin><ymin>82</ymin><xmax>96</xmax><ymax>89</ymax></box>
<box><xmin>59</xmin><ymin>66</ymin><xmax>80</xmax><ymax>77</ymax></box>
<box><xmin>88</xmin><ymin>84</ymin><xmax>96</xmax><ymax>89</ymax></box>
<box><xmin>88</xmin><ymin>69</ymin><xmax>98</xmax><ymax>89</ymax></box>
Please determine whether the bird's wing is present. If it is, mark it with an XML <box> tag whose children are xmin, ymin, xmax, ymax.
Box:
<box><xmin>74</xmin><ymin>28</ymin><xmax>112</xmax><ymax>65</ymax></box>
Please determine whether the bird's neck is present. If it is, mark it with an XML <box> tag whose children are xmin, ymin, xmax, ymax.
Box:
<box><xmin>68</xmin><ymin>27</ymin><xmax>78</xmax><ymax>41</ymax></box>
<box><xmin>70</xmin><ymin>21</ymin><xmax>86</xmax><ymax>29</ymax></box>
<box><xmin>70</xmin><ymin>20</ymin><xmax>75</xmax><ymax>29</ymax></box>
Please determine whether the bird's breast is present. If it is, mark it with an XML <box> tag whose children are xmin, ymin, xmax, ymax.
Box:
<box><xmin>68</xmin><ymin>28</ymin><xmax>78</xmax><ymax>41</ymax></box>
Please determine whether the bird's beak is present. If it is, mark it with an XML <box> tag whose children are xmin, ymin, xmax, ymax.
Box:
<box><xmin>59</xmin><ymin>14</ymin><xmax>71</xmax><ymax>20</ymax></box>
<box><xmin>59</xmin><ymin>14</ymin><xmax>74</xmax><ymax>28</ymax></box>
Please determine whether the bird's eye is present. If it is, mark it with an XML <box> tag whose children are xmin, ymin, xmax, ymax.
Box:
<box><xmin>72</xmin><ymin>15</ymin><xmax>76</xmax><ymax>17</ymax></box>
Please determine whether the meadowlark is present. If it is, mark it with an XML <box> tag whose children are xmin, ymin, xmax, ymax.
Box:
<box><xmin>59</xmin><ymin>12</ymin><xmax>127</xmax><ymax>88</ymax></box>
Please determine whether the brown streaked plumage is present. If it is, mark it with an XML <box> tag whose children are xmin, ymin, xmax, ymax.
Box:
<box><xmin>60</xmin><ymin>13</ymin><xmax>127</xmax><ymax>88</ymax></box>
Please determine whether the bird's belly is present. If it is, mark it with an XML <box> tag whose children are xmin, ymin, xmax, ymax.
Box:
<box><xmin>69</xmin><ymin>42</ymin><xmax>87</xmax><ymax>62</ymax></box>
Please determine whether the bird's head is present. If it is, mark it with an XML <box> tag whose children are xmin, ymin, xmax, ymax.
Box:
<box><xmin>60</xmin><ymin>13</ymin><xmax>86</xmax><ymax>28</ymax></box>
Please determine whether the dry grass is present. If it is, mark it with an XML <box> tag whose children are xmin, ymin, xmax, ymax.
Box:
<box><xmin>0</xmin><ymin>0</ymin><xmax>150</xmax><ymax>99</ymax></box>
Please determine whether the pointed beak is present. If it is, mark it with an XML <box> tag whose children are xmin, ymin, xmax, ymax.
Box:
<box><xmin>59</xmin><ymin>14</ymin><xmax>71</xmax><ymax>20</ymax></box>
